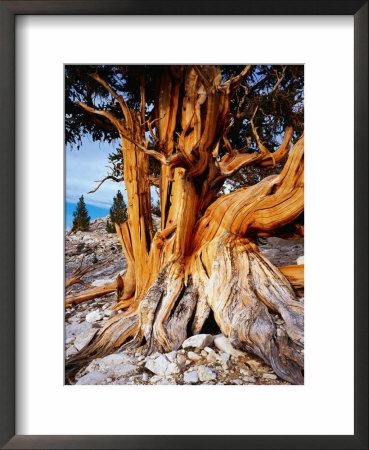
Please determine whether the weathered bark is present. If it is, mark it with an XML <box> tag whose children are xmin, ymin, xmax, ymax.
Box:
<box><xmin>67</xmin><ymin>66</ymin><xmax>304</xmax><ymax>384</ymax></box>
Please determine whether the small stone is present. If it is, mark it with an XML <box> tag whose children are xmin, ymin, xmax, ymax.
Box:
<box><xmin>240</xmin><ymin>368</ymin><xmax>251</xmax><ymax>376</ymax></box>
<box><xmin>166</xmin><ymin>362</ymin><xmax>180</xmax><ymax>375</ymax></box>
<box><xmin>197</xmin><ymin>365</ymin><xmax>217</xmax><ymax>382</ymax></box>
<box><xmin>188</xmin><ymin>351</ymin><xmax>202</xmax><ymax>362</ymax></box>
<box><xmin>150</xmin><ymin>375</ymin><xmax>162</xmax><ymax>383</ymax></box>
<box><xmin>176</xmin><ymin>354</ymin><xmax>186</xmax><ymax>365</ymax></box>
<box><xmin>263</xmin><ymin>373</ymin><xmax>277</xmax><ymax>380</ymax></box>
<box><xmin>232</xmin><ymin>379</ymin><xmax>243</xmax><ymax>385</ymax></box>
<box><xmin>296</xmin><ymin>255</ymin><xmax>304</xmax><ymax>265</ymax></box>
<box><xmin>213</xmin><ymin>334</ymin><xmax>245</xmax><ymax>357</ymax></box>
<box><xmin>182</xmin><ymin>334</ymin><xmax>214</xmax><ymax>350</ymax></box>
<box><xmin>74</xmin><ymin>328</ymin><xmax>98</xmax><ymax>351</ymax></box>
<box><xmin>158</xmin><ymin>379</ymin><xmax>176</xmax><ymax>385</ymax></box>
<box><xmin>145</xmin><ymin>354</ymin><xmax>169</xmax><ymax>376</ymax></box>
<box><xmin>65</xmin><ymin>345</ymin><xmax>78</xmax><ymax>358</ymax></box>
<box><xmin>106</xmin><ymin>377</ymin><xmax>113</xmax><ymax>383</ymax></box>
<box><xmin>200</xmin><ymin>350</ymin><xmax>208</xmax><ymax>357</ymax></box>
<box><xmin>86</xmin><ymin>310</ymin><xmax>103</xmax><ymax>323</ymax></box>
<box><xmin>185</xmin><ymin>360</ymin><xmax>191</xmax><ymax>365</ymax></box>
<box><xmin>142</xmin><ymin>373</ymin><xmax>148</xmax><ymax>382</ymax></box>
<box><xmin>183</xmin><ymin>370</ymin><xmax>198</xmax><ymax>384</ymax></box>
<box><xmin>104</xmin><ymin>309</ymin><xmax>116</xmax><ymax>317</ymax></box>
<box><xmin>243</xmin><ymin>376</ymin><xmax>256</xmax><ymax>383</ymax></box>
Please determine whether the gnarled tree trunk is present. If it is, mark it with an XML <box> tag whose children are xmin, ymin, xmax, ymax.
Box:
<box><xmin>66</xmin><ymin>65</ymin><xmax>304</xmax><ymax>384</ymax></box>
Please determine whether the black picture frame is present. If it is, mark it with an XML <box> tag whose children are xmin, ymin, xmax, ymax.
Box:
<box><xmin>0</xmin><ymin>1</ymin><xmax>367</xmax><ymax>449</ymax></box>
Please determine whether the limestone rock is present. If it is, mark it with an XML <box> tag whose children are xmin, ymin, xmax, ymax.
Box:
<box><xmin>296</xmin><ymin>255</ymin><xmax>304</xmax><ymax>265</ymax></box>
<box><xmin>263</xmin><ymin>373</ymin><xmax>277</xmax><ymax>380</ymax></box>
<box><xmin>197</xmin><ymin>365</ymin><xmax>217</xmax><ymax>382</ymax></box>
<box><xmin>183</xmin><ymin>370</ymin><xmax>199</xmax><ymax>384</ymax></box>
<box><xmin>182</xmin><ymin>334</ymin><xmax>213</xmax><ymax>350</ymax></box>
<box><xmin>145</xmin><ymin>354</ymin><xmax>169</xmax><ymax>376</ymax></box>
<box><xmin>213</xmin><ymin>334</ymin><xmax>245</xmax><ymax>357</ymax></box>
<box><xmin>74</xmin><ymin>328</ymin><xmax>98</xmax><ymax>351</ymax></box>
<box><xmin>76</xmin><ymin>370</ymin><xmax>107</xmax><ymax>385</ymax></box>
<box><xmin>86</xmin><ymin>310</ymin><xmax>103</xmax><ymax>323</ymax></box>
<box><xmin>188</xmin><ymin>351</ymin><xmax>202</xmax><ymax>362</ymax></box>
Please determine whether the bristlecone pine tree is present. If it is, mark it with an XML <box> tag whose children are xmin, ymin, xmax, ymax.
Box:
<box><xmin>106</xmin><ymin>190</ymin><xmax>128</xmax><ymax>233</ymax></box>
<box><xmin>65</xmin><ymin>65</ymin><xmax>304</xmax><ymax>384</ymax></box>
<box><xmin>72</xmin><ymin>195</ymin><xmax>90</xmax><ymax>232</ymax></box>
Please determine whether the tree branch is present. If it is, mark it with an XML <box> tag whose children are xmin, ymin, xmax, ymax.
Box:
<box><xmin>222</xmin><ymin>65</ymin><xmax>252</xmax><ymax>91</ymax></box>
<box><xmin>89</xmin><ymin>71</ymin><xmax>130</xmax><ymax>120</ymax></box>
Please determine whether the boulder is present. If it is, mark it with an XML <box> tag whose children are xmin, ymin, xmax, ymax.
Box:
<box><xmin>182</xmin><ymin>334</ymin><xmax>213</xmax><ymax>350</ymax></box>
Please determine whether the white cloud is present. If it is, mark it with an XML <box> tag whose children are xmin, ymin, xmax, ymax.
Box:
<box><xmin>66</xmin><ymin>138</ymin><xmax>127</xmax><ymax>208</ymax></box>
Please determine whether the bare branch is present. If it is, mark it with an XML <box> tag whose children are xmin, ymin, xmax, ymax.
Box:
<box><xmin>89</xmin><ymin>71</ymin><xmax>130</xmax><ymax>120</ymax></box>
<box><xmin>88</xmin><ymin>174</ymin><xmax>124</xmax><ymax>194</ymax></box>
<box><xmin>222</xmin><ymin>65</ymin><xmax>252</xmax><ymax>91</ymax></box>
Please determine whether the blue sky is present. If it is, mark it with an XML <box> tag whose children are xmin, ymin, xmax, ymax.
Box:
<box><xmin>65</xmin><ymin>136</ymin><xmax>124</xmax><ymax>229</ymax></box>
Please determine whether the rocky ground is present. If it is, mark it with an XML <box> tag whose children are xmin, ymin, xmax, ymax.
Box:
<box><xmin>65</xmin><ymin>216</ymin><xmax>303</xmax><ymax>386</ymax></box>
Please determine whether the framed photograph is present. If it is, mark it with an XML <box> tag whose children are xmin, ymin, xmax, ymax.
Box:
<box><xmin>1</xmin><ymin>1</ymin><xmax>367</xmax><ymax>449</ymax></box>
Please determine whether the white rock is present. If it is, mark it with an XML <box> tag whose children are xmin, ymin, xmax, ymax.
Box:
<box><xmin>243</xmin><ymin>376</ymin><xmax>256</xmax><ymax>383</ymax></box>
<box><xmin>86</xmin><ymin>310</ymin><xmax>103</xmax><ymax>323</ymax></box>
<box><xmin>216</xmin><ymin>352</ymin><xmax>230</xmax><ymax>364</ymax></box>
<box><xmin>200</xmin><ymin>350</ymin><xmax>208</xmax><ymax>357</ymax></box>
<box><xmin>165</xmin><ymin>351</ymin><xmax>177</xmax><ymax>362</ymax></box>
<box><xmin>65</xmin><ymin>345</ymin><xmax>78</xmax><ymax>358</ymax></box>
<box><xmin>213</xmin><ymin>334</ymin><xmax>245</xmax><ymax>357</ymax></box>
<box><xmin>149</xmin><ymin>375</ymin><xmax>162</xmax><ymax>383</ymax></box>
<box><xmin>113</xmin><ymin>364</ymin><xmax>139</xmax><ymax>378</ymax></box>
<box><xmin>104</xmin><ymin>309</ymin><xmax>116</xmax><ymax>317</ymax></box>
<box><xmin>74</xmin><ymin>328</ymin><xmax>98</xmax><ymax>351</ymax></box>
<box><xmin>183</xmin><ymin>371</ymin><xmax>199</xmax><ymax>384</ymax></box>
<box><xmin>145</xmin><ymin>354</ymin><xmax>169</xmax><ymax>376</ymax></box>
<box><xmin>188</xmin><ymin>351</ymin><xmax>202</xmax><ymax>362</ymax></box>
<box><xmin>296</xmin><ymin>255</ymin><xmax>304</xmax><ymax>265</ymax></box>
<box><xmin>176</xmin><ymin>354</ymin><xmax>186</xmax><ymax>365</ymax></box>
<box><xmin>197</xmin><ymin>365</ymin><xmax>217</xmax><ymax>382</ymax></box>
<box><xmin>65</xmin><ymin>336</ymin><xmax>75</xmax><ymax>345</ymax></box>
<box><xmin>158</xmin><ymin>379</ymin><xmax>176</xmax><ymax>385</ymax></box>
<box><xmin>98</xmin><ymin>353</ymin><xmax>133</xmax><ymax>372</ymax></box>
<box><xmin>65</xmin><ymin>321</ymin><xmax>92</xmax><ymax>339</ymax></box>
<box><xmin>182</xmin><ymin>334</ymin><xmax>213</xmax><ymax>350</ymax></box>
<box><xmin>142</xmin><ymin>373</ymin><xmax>149</xmax><ymax>382</ymax></box>
<box><xmin>76</xmin><ymin>370</ymin><xmax>107</xmax><ymax>385</ymax></box>
<box><xmin>232</xmin><ymin>379</ymin><xmax>243</xmax><ymax>385</ymax></box>
<box><xmin>166</xmin><ymin>362</ymin><xmax>180</xmax><ymax>375</ymax></box>
<box><xmin>204</xmin><ymin>346</ymin><xmax>216</xmax><ymax>355</ymax></box>
<box><xmin>263</xmin><ymin>373</ymin><xmax>277</xmax><ymax>380</ymax></box>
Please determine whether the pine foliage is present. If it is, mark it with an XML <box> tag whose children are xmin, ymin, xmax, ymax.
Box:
<box><xmin>72</xmin><ymin>195</ymin><xmax>90</xmax><ymax>232</ymax></box>
<box><xmin>106</xmin><ymin>190</ymin><xmax>128</xmax><ymax>233</ymax></box>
